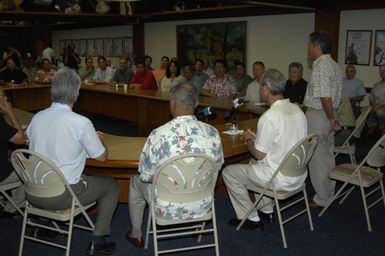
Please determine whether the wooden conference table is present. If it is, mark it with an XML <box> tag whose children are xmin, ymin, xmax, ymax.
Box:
<box><xmin>3</xmin><ymin>83</ymin><xmax>267</xmax><ymax>136</ymax></box>
<box><xmin>15</xmin><ymin>109</ymin><xmax>257</xmax><ymax>203</ymax></box>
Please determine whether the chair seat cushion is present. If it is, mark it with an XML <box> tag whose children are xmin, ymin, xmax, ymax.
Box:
<box><xmin>330</xmin><ymin>164</ymin><xmax>383</xmax><ymax>187</ymax></box>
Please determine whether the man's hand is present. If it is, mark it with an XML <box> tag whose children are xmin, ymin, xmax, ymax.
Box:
<box><xmin>329</xmin><ymin>117</ymin><xmax>341</xmax><ymax>132</ymax></box>
<box><xmin>240</xmin><ymin>129</ymin><xmax>256</xmax><ymax>144</ymax></box>
<box><xmin>96</xmin><ymin>131</ymin><xmax>104</xmax><ymax>139</ymax></box>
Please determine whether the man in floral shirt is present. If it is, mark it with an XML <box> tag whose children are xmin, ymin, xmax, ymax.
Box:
<box><xmin>202</xmin><ymin>60</ymin><xmax>237</xmax><ymax>98</ymax></box>
<box><xmin>126</xmin><ymin>83</ymin><xmax>224</xmax><ymax>248</ymax></box>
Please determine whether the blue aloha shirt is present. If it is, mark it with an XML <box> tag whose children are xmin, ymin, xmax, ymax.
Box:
<box><xmin>138</xmin><ymin>115</ymin><xmax>224</xmax><ymax>220</ymax></box>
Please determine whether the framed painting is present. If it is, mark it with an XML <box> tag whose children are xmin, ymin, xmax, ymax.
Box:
<box><xmin>95</xmin><ymin>38</ymin><xmax>104</xmax><ymax>57</ymax></box>
<box><xmin>79</xmin><ymin>39</ymin><xmax>87</xmax><ymax>57</ymax></box>
<box><xmin>87</xmin><ymin>39</ymin><xmax>95</xmax><ymax>57</ymax></box>
<box><xmin>114</xmin><ymin>37</ymin><xmax>123</xmax><ymax>57</ymax></box>
<box><xmin>345</xmin><ymin>30</ymin><xmax>372</xmax><ymax>65</ymax></box>
<box><xmin>104</xmin><ymin>38</ymin><xmax>114</xmax><ymax>57</ymax></box>
<box><xmin>176</xmin><ymin>21</ymin><xmax>246</xmax><ymax>71</ymax></box>
<box><xmin>374</xmin><ymin>30</ymin><xmax>385</xmax><ymax>66</ymax></box>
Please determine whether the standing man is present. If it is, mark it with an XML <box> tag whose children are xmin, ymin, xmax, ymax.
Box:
<box><xmin>341</xmin><ymin>65</ymin><xmax>366</xmax><ymax>115</ymax></box>
<box><xmin>223</xmin><ymin>69</ymin><xmax>307</xmax><ymax>228</ymax></box>
<box><xmin>304</xmin><ymin>32</ymin><xmax>342</xmax><ymax>208</ymax></box>
<box><xmin>126</xmin><ymin>83</ymin><xmax>224</xmax><ymax>247</ymax></box>
<box><xmin>27</xmin><ymin>67</ymin><xmax>119</xmax><ymax>255</ymax></box>
<box><xmin>111</xmin><ymin>57</ymin><xmax>134</xmax><ymax>85</ymax></box>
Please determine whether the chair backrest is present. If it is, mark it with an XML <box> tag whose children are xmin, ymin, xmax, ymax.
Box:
<box><xmin>353</xmin><ymin>106</ymin><xmax>371</xmax><ymax>138</ymax></box>
<box><xmin>10</xmin><ymin>149</ymin><xmax>68</xmax><ymax>198</ymax></box>
<box><xmin>365</xmin><ymin>133</ymin><xmax>385</xmax><ymax>168</ymax></box>
<box><xmin>152</xmin><ymin>153</ymin><xmax>220</xmax><ymax>205</ymax></box>
<box><xmin>278</xmin><ymin>134</ymin><xmax>319</xmax><ymax>178</ymax></box>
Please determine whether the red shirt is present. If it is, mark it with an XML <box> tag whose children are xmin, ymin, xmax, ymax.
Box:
<box><xmin>130</xmin><ymin>70</ymin><xmax>158</xmax><ymax>90</ymax></box>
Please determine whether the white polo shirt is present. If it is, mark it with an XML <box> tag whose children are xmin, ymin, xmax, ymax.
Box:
<box><xmin>27</xmin><ymin>103</ymin><xmax>105</xmax><ymax>185</ymax></box>
<box><xmin>250</xmin><ymin>99</ymin><xmax>307</xmax><ymax>190</ymax></box>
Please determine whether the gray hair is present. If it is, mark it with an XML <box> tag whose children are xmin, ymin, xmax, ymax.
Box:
<box><xmin>170</xmin><ymin>83</ymin><xmax>198</xmax><ymax>112</ymax></box>
<box><xmin>289</xmin><ymin>62</ymin><xmax>303</xmax><ymax>73</ymax></box>
<box><xmin>261</xmin><ymin>68</ymin><xmax>286</xmax><ymax>96</ymax></box>
<box><xmin>51</xmin><ymin>67</ymin><xmax>81</xmax><ymax>105</ymax></box>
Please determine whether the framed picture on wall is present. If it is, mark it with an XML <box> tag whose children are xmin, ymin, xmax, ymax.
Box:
<box><xmin>114</xmin><ymin>38</ymin><xmax>123</xmax><ymax>57</ymax></box>
<box><xmin>124</xmin><ymin>37</ymin><xmax>133</xmax><ymax>60</ymax></box>
<box><xmin>87</xmin><ymin>39</ymin><xmax>95</xmax><ymax>57</ymax></box>
<box><xmin>59</xmin><ymin>40</ymin><xmax>66</xmax><ymax>55</ymax></box>
<box><xmin>374</xmin><ymin>30</ymin><xmax>385</xmax><ymax>66</ymax></box>
<box><xmin>79</xmin><ymin>39</ymin><xmax>87</xmax><ymax>57</ymax></box>
<box><xmin>95</xmin><ymin>38</ymin><xmax>104</xmax><ymax>57</ymax></box>
<box><xmin>104</xmin><ymin>38</ymin><xmax>114</xmax><ymax>57</ymax></box>
<box><xmin>345</xmin><ymin>30</ymin><xmax>372</xmax><ymax>65</ymax></box>
<box><xmin>176</xmin><ymin>21</ymin><xmax>246</xmax><ymax>72</ymax></box>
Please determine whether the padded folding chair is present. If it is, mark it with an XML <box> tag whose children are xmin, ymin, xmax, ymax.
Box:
<box><xmin>319</xmin><ymin>133</ymin><xmax>385</xmax><ymax>232</ymax></box>
<box><xmin>0</xmin><ymin>179</ymin><xmax>24</xmax><ymax>216</ymax></box>
<box><xmin>237</xmin><ymin>134</ymin><xmax>319</xmax><ymax>248</ymax></box>
<box><xmin>334</xmin><ymin>106</ymin><xmax>371</xmax><ymax>164</ymax></box>
<box><xmin>10</xmin><ymin>149</ymin><xmax>95</xmax><ymax>256</ymax></box>
<box><xmin>144</xmin><ymin>153</ymin><xmax>221</xmax><ymax>255</ymax></box>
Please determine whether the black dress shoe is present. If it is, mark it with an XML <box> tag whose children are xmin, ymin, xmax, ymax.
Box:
<box><xmin>228</xmin><ymin>218</ymin><xmax>264</xmax><ymax>230</ymax></box>
<box><xmin>258</xmin><ymin>211</ymin><xmax>275</xmax><ymax>223</ymax></box>
<box><xmin>125</xmin><ymin>231</ymin><xmax>144</xmax><ymax>248</ymax></box>
<box><xmin>87</xmin><ymin>240</ymin><xmax>116</xmax><ymax>256</ymax></box>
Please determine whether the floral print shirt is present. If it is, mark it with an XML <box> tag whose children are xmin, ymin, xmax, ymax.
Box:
<box><xmin>304</xmin><ymin>54</ymin><xmax>342</xmax><ymax>109</ymax></box>
<box><xmin>138</xmin><ymin>115</ymin><xmax>224</xmax><ymax>220</ymax></box>
<box><xmin>35</xmin><ymin>68</ymin><xmax>56</xmax><ymax>82</ymax></box>
<box><xmin>203</xmin><ymin>74</ymin><xmax>237</xmax><ymax>98</ymax></box>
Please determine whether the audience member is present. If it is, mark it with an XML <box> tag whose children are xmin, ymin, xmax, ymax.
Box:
<box><xmin>202</xmin><ymin>58</ymin><xmax>214</xmax><ymax>77</ymax></box>
<box><xmin>2</xmin><ymin>46</ymin><xmax>21</xmax><ymax>68</ymax></box>
<box><xmin>111</xmin><ymin>57</ymin><xmax>134</xmax><ymax>85</ymax></box>
<box><xmin>0</xmin><ymin>57</ymin><xmax>27</xmax><ymax>86</ymax></box>
<box><xmin>79</xmin><ymin>57</ymin><xmax>95</xmax><ymax>81</ymax></box>
<box><xmin>42</xmin><ymin>43</ymin><xmax>55</xmax><ymax>65</ymax></box>
<box><xmin>223</xmin><ymin>68</ymin><xmax>307</xmax><ymax>229</ymax></box>
<box><xmin>202</xmin><ymin>60</ymin><xmax>236</xmax><ymax>98</ymax></box>
<box><xmin>130</xmin><ymin>61</ymin><xmax>157</xmax><ymax>90</ymax></box>
<box><xmin>245</xmin><ymin>61</ymin><xmax>265</xmax><ymax>103</ymax></box>
<box><xmin>182</xmin><ymin>64</ymin><xmax>203</xmax><ymax>94</ymax></box>
<box><xmin>62</xmin><ymin>44</ymin><xmax>80</xmax><ymax>71</ymax></box>
<box><xmin>27</xmin><ymin>67</ymin><xmax>119</xmax><ymax>255</ymax></box>
<box><xmin>284</xmin><ymin>61</ymin><xmax>307</xmax><ymax>106</ymax></box>
<box><xmin>160</xmin><ymin>61</ymin><xmax>184</xmax><ymax>92</ymax></box>
<box><xmin>126</xmin><ymin>83</ymin><xmax>224</xmax><ymax>248</ymax></box>
<box><xmin>194</xmin><ymin>59</ymin><xmax>209</xmax><ymax>83</ymax></box>
<box><xmin>143</xmin><ymin>55</ymin><xmax>153</xmax><ymax>71</ymax></box>
<box><xmin>0</xmin><ymin>88</ymin><xmax>26</xmax><ymax>217</ymax></box>
<box><xmin>35</xmin><ymin>58</ymin><xmax>56</xmax><ymax>83</ymax></box>
<box><xmin>153</xmin><ymin>56</ymin><xmax>169</xmax><ymax>85</ymax></box>
<box><xmin>93</xmin><ymin>56</ymin><xmax>115</xmax><ymax>84</ymax></box>
<box><xmin>341</xmin><ymin>65</ymin><xmax>366</xmax><ymax>115</ymax></box>
<box><xmin>304</xmin><ymin>32</ymin><xmax>342</xmax><ymax>208</ymax></box>
<box><xmin>22</xmin><ymin>55</ymin><xmax>37</xmax><ymax>83</ymax></box>
<box><xmin>234</xmin><ymin>62</ymin><xmax>252</xmax><ymax>95</ymax></box>
<box><xmin>366</xmin><ymin>63</ymin><xmax>385</xmax><ymax>134</ymax></box>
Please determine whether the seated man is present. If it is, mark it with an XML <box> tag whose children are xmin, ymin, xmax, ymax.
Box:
<box><xmin>126</xmin><ymin>83</ymin><xmax>224</xmax><ymax>247</ymax></box>
<box><xmin>283</xmin><ymin>61</ymin><xmax>307</xmax><ymax>107</ymax></box>
<box><xmin>93</xmin><ymin>56</ymin><xmax>115</xmax><ymax>84</ymax></box>
<box><xmin>130</xmin><ymin>60</ymin><xmax>158</xmax><ymax>90</ymax></box>
<box><xmin>245</xmin><ymin>61</ymin><xmax>265</xmax><ymax>103</ymax></box>
<box><xmin>0</xmin><ymin>57</ymin><xmax>27</xmax><ymax>86</ymax></box>
<box><xmin>27</xmin><ymin>67</ymin><xmax>119</xmax><ymax>256</ymax></box>
<box><xmin>334</xmin><ymin>97</ymin><xmax>356</xmax><ymax>146</ymax></box>
<box><xmin>79</xmin><ymin>57</ymin><xmax>95</xmax><ymax>82</ymax></box>
<box><xmin>233</xmin><ymin>62</ymin><xmax>252</xmax><ymax>95</ymax></box>
<box><xmin>35</xmin><ymin>58</ymin><xmax>56</xmax><ymax>83</ymax></box>
<box><xmin>0</xmin><ymin>88</ymin><xmax>26</xmax><ymax>216</ymax></box>
<box><xmin>182</xmin><ymin>64</ymin><xmax>203</xmax><ymax>94</ymax></box>
<box><xmin>367</xmin><ymin>63</ymin><xmax>385</xmax><ymax>134</ymax></box>
<box><xmin>202</xmin><ymin>59</ymin><xmax>236</xmax><ymax>98</ymax></box>
<box><xmin>223</xmin><ymin>69</ymin><xmax>307</xmax><ymax>229</ymax></box>
<box><xmin>111</xmin><ymin>57</ymin><xmax>134</xmax><ymax>85</ymax></box>
<box><xmin>341</xmin><ymin>65</ymin><xmax>366</xmax><ymax>115</ymax></box>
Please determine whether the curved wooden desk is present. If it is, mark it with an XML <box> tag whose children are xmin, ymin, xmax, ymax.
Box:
<box><xmin>85</xmin><ymin>119</ymin><xmax>257</xmax><ymax>202</ymax></box>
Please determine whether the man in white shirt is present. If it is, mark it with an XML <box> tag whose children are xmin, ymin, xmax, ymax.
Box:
<box><xmin>341</xmin><ymin>65</ymin><xmax>366</xmax><ymax>114</ymax></box>
<box><xmin>245</xmin><ymin>61</ymin><xmax>265</xmax><ymax>103</ymax></box>
<box><xmin>93</xmin><ymin>56</ymin><xmax>115</xmax><ymax>84</ymax></box>
<box><xmin>223</xmin><ymin>68</ymin><xmax>307</xmax><ymax>229</ymax></box>
<box><xmin>27</xmin><ymin>67</ymin><xmax>119</xmax><ymax>256</ymax></box>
